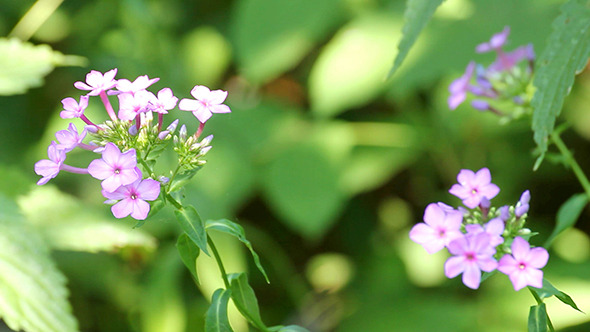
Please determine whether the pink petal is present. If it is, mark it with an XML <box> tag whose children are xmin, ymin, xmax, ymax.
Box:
<box><xmin>88</xmin><ymin>159</ymin><xmax>112</xmax><ymax>180</ymax></box>
<box><xmin>102</xmin><ymin>188</ymin><xmax>127</xmax><ymax>200</ymax></box>
<box><xmin>190</xmin><ymin>85</ymin><xmax>211</xmax><ymax>100</ymax></box>
<box><xmin>527</xmin><ymin>248</ymin><xmax>549</xmax><ymax>269</ymax></box>
<box><xmin>179</xmin><ymin>98</ymin><xmax>201</xmax><ymax>112</ymax></box>
<box><xmin>509</xmin><ymin>271</ymin><xmax>529</xmax><ymax>291</ymax></box>
<box><xmin>497</xmin><ymin>255</ymin><xmax>517</xmax><ymax>275</ymax></box>
<box><xmin>112</xmin><ymin>199</ymin><xmax>133</xmax><ymax>218</ymax></box>
<box><xmin>511</xmin><ymin>237</ymin><xmax>531</xmax><ymax>261</ymax></box>
<box><xmin>462</xmin><ymin>264</ymin><xmax>481</xmax><ymax>289</ymax></box>
<box><xmin>74</xmin><ymin>81</ymin><xmax>92</xmax><ymax>90</ymax></box>
<box><xmin>474</xmin><ymin>168</ymin><xmax>491</xmax><ymax>186</ymax></box>
<box><xmin>207</xmin><ymin>90</ymin><xmax>228</xmax><ymax>104</ymax></box>
<box><xmin>477</xmin><ymin>256</ymin><xmax>498</xmax><ymax>272</ymax></box>
<box><xmin>102</xmin><ymin>176</ymin><xmax>123</xmax><ymax>193</ymax></box>
<box><xmin>457</xmin><ymin>169</ymin><xmax>475</xmax><ymax>186</ymax></box>
<box><xmin>118</xmin><ymin>150</ymin><xmax>138</xmax><ymax>169</ymax></box>
<box><xmin>210</xmin><ymin>104</ymin><xmax>231</xmax><ymax>114</ymax></box>
<box><xmin>423</xmin><ymin>203</ymin><xmax>445</xmax><ymax>227</ymax></box>
<box><xmin>194</xmin><ymin>109</ymin><xmax>213</xmax><ymax>123</ymax></box>
<box><xmin>130</xmin><ymin>199</ymin><xmax>150</xmax><ymax>220</ymax></box>
<box><xmin>137</xmin><ymin>179</ymin><xmax>161</xmax><ymax>200</ymax></box>
<box><xmin>523</xmin><ymin>268</ymin><xmax>543</xmax><ymax>289</ymax></box>
<box><xmin>444</xmin><ymin>256</ymin><xmax>465</xmax><ymax>279</ymax></box>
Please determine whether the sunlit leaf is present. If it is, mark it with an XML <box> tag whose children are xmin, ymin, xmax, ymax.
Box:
<box><xmin>533</xmin><ymin>279</ymin><xmax>583</xmax><ymax>313</ymax></box>
<box><xmin>0</xmin><ymin>195</ymin><xmax>78</xmax><ymax>332</ymax></box>
<box><xmin>528</xmin><ymin>303</ymin><xmax>548</xmax><ymax>332</ymax></box>
<box><xmin>387</xmin><ymin>0</ymin><xmax>445</xmax><ymax>78</ymax></box>
<box><xmin>227</xmin><ymin>273</ymin><xmax>267</xmax><ymax>330</ymax></box>
<box><xmin>0</xmin><ymin>38</ymin><xmax>85</xmax><ymax>95</ymax></box>
<box><xmin>531</xmin><ymin>0</ymin><xmax>590</xmax><ymax>165</ymax></box>
<box><xmin>175</xmin><ymin>205</ymin><xmax>209</xmax><ymax>255</ymax></box>
<box><xmin>544</xmin><ymin>193</ymin><xmax>588</xmax><ymax>248</ymax></box>
<box><xmin>176</xmin><ymin>233</ymin><xmax>200</xmax><ymax>282</ymax></box>
<box><xmin>206</xmin><ymin>288</ymin><xmax>233</xmax><ymax>332</ymax></box>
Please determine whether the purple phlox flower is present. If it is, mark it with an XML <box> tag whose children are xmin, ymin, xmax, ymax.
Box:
<box><xmin>515</xmin><ymin>190</ymin><xmax>530</xmax><ymax>218</ymax></box>
<box><xmin>179</xmin><ymin>85</ymin><xmax>231</xmax><ymax>123</ymax></box>
<box><xmin>117</xmin><ymin>90</ymin><xmax>154</xmax><ymax>121</ymax></box>
<box><xmin>409</xmin><ymin>203</ymin><xmax>464</xmax><ymax>254</ymax></box>
<box><xmin>465</xmin><ymin>218</ymin><xmax>505</xmax><ymax>247</ymax></box>
<box><xmin>111</xmin><ymin>75</ymin><xmax>160</xmax><ymax>95</ymax></box>
<box><xmin>448</xmin><ymin>61</ymin><xmax>476</xmax><ymax>110</ymax></box>
<box><xmin>449</xmin><ymin>168</ymin><xmax>500</xmax><ymax>209</ymax></box>
<box><xmin>498</xmin><ymin>205</ymin><xmax>510</xmax><ymax>221</ymax></box>
<box><xmin>148</xmin><ymin>88</ymin><xmax>178</xmax><ymax>114</ymax></box>
<box><xmin>498</xmin><ymin>237</ymin><xmax>548</xmax><ymax>291</ymax></box>
<box><xmin>102</xmin><ymin>178</ymin><xmax>160</xmax><ymax>220</ymax></box>
<box><xmin>34</xmin><ymin>142</ymin><xmax>66</xmax><ymax>185</ymax></box>
<box><xmin>55</xmin><ymin>123</ymin><xmax>87</xmax><ymax>152</ymax></box>
<box><xmin>488</xmin><ymin>44</ymin><xmax>533</xmax><ymax>72</ymax></box>
<box><xmin>444</xmin><ymin>233</ymin><xmax>498</xmax><ymax>289</ymax></box>
<box><xmin>88</xmin><ymin>142</ymin><xmax>141</xmax><ymax>192</ymax></box>
<box><xmin>74</xmin><ymin>69</ymin><xmax>118</xmax><ymax>96</ymax></box>
<box><xmin>476</xmin><ymin>26</ymin><xmax>510</xmax><ymax>53</ymax></box>
<box><xmin>60</xmin><ymin>95</ymin><xmax>89</xmax><ymax>119</ymax></box>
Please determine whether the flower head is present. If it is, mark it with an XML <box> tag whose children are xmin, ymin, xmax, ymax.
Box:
<box><xmin>448</xmin><ymin>61</ymin><xmax>476</xmax><ymax>110</ymax></box>
<box><xmin>88</xmin><ymin>142</ymin><xmax>141</xmax><ymax>192</ymax></box>
<box><xmin>74</xmin><ymin>69</ymin><xmax>118</xmax><ymax>96</ymax></box>
<box><xmin>449</xmin><ymin>168</ymin><xmax>500</xmax><ymax>209</ymax></box>
<box><xmin>102</xmin><ymin>178</ymin><xmax>160</xmax><ymax>220</ymax></box>
<box><xmin>179</xmin><ymin>85</ymin><xmax>231</xmax><ymax>123</ymax></box>
<box><xmin>409</xmin><ymin>203</ymin><xmax>464</xmax><ymax>254</ymax></box>
<box><xmin>34</xmin><ymin>142</ymin><xmax>66</xmax><ymax>185</ymax></box>
<box><xmin>498</xmin><ymin>237</ymin><xmax>548</xmax><ymax>291</ymax></box>
<box><xmin>444</xmin><ymin>233</ymin><xmax>498</xmax><ymax>289</ymax></box>
<box><xmin>60</xmin><ymin>95</ymin><xmax>89</xmax><ymax>119</ymax></box>
<box><xmin>148</xmin><ymin>88</ymin><xmax>178</xmax><ymax>114</ymax></box>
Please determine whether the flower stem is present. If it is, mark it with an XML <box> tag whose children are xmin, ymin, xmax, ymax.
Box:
<box><xmin>99</xmin><ymin>91</ymin><xmax>117</xmax><ymax>121</ymax></box>
<box><xmin>207</xmin><ymin>235</ymin><xmax>231</xmax><ymax>290</ymax></box>
<box><xmin>551</xmin><ymin>132</ymin><xmax>590</xmax><ymax>200</ymax></box>
<box><xmin>528</xmin><ymin>287</ymin><xmax>555</xmax><ymax>332</ymax></box>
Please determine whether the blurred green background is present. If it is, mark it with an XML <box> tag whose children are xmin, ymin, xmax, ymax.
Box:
<box><xmin>1</xmin><ymin>0</ymin><xmax>590</xmax><ymax>331</ymax></box>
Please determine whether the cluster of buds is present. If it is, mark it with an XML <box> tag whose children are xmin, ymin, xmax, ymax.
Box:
<box><xmin>448</xmin><ymin>26</ymin><xmax>535</xmax><ymax>120</ymax></box>
<box><xmin>34</xmin><ymin>69</ymin><xmax>231</xmax><ymax>220</ymax></box>
<box><xmin>410</xmin><ymin>168</ymin><xmax>549</xmax><ymax>291</ymax></box>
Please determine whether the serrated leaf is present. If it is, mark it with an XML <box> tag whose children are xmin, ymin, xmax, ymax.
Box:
<box><xmin>387</xmin><ymin>0</ymin><xmax>445</xmax><ymax>78</ymax></box>
<box><xmin>206</xmin><ymin>288</ymin><xmax>233</xmax><ymax>332</ymax></box>
<box><xmin>533</xmin><ymin>279</ymin><xmax>583</xmax><ymax>313</ymax></box>
<box><xmin>227</xmin><ymin>273</ymin><xmax>267</xmax><ymax>331</ymax></box>
<box><xmin>528</xmin><ymin>303</ymin><xmax>548</xmax><ymax>332</ymax></box>
<box><xmin>174</xmin><ymin>205</ymin><xmax>209</xmax><ymax>255</ymax></box>
<box><xmin>176</xmin><ymin>233</ymin><xmax>200</xmax><ymax>282</ymax></box>
<box><xmin>0</xmin><ymin>195</ymin><xmax>78</xmax><ymax>332</ymax></box>
<box><xmin>206</xmin><ymin>219</ymin><xmax>269</xmax><ymax>283</ymax></box>
<box><xmin>544</xmin><ymin>193</ymin><xmax>588</xmax><ymax>248</ymax></box>
<box><xmin>531</xmin><ymin>0</ymin><xmax>590</xmax><ymax>165</ymax></box>
<box><xmin>0</xmin><ymin>38</ymin><xmax>85</xmax><ymax>95</ymax></box>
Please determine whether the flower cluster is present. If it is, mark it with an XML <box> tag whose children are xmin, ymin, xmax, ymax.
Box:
<box><xmin>410</xmin><ymin>167</ymin><xmax>549</xmax><ymax>291</ymax></box>
<box><xmin>34</xmin><ymin>69</ymin><xmax>231</xmax><ymax>220</ymax></box>
<box><xmin>448</xmin><ymin>27</ymin><xmax>535</xmax><ymax>120</ymax></box>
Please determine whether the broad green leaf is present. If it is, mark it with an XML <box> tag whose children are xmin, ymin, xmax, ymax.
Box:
<box><xmin>174</xmin><ymin>205</ymin><xmax>209</xmax><ymax>255</ymax></box>
<box><xmin>0</xmin><ymin>38</ymin><xmax>85</xmax><ymax>95</ymax></box>
<box><xmin>231</xmin><ymin>0</ymin><xmax>342</xmax><ymax>84</ymax></box>
<box><xmin>0</xmin><ymin>195</ymin><xmax>78</xmax><ymax>332</ymax></box>
<box><xmin>206</xmin><ymin>219</ymin><xmax>269</xmax><ymax>283</ymax></box>
<box><xmin>544</xmin><ymin>193</ymin><xmax>588</xmax><ymax>248</ymax></box>
<box><xmin>227</xmin><ymin>273</ymin><xmax>267</xmax><ymax>331</ymax></box>
<box><xmin>528</xmin><ymin>303</ymin><xmax>548</xmax><ymax>332</ymax></box>
<box><xmin>533</xmin><ymin>279</ymin><xmax>582</xmax><ymax>312</ymax></box>
<box><xmin>17</xmin><ymin>186</ymin><xmax>156</xmax><ymax>253</ymax></box>
<box><xmin>531</xmin><ymin>0</ymin><xmax>590</xmax><ymax>165</ymax></box>
<box><xmin>309</xmin><ymin>13</ymin><xmax>402</xmax><ymax>117</ymax></box>
<box><xmin>176</xmin><ymin>233</ymin><xmax>200</xmax><ymax>282</ymax></box>
<box><xmin>387</xmin><ymin>0</ymin><xmax>445</xmax><ymax>78</ymax></box>
<box><xmin>206</xmin><ymin>288</ymin><xmax>234</xmax><ymax>332</ymax></box>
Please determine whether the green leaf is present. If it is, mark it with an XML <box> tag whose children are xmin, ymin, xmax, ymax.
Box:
<box><xmin>206</xmin><ymin>288</ymin><xmax>234</xmax><ymax>332</ymax></box>
<box><xmin>205</xmin><ymin>219</ymin><xmax>269</xmax><ymax>283</ymax></box>
<box><xmin>227</xmin><ymin>273</ymin><xmax>267</xmax><ymax>331</ymax></box>
<box><xmin>387</xmin><ymin>0</ymin><xmax>445</xmax><ymax>78</ymax></box>
<box><xmin>531</xmin><ymin>0</ymin><xmax>590</xmax><ymax>165</ymax></box>
<box><xmin>0</xmin><ymin>38</ymin><xmax>85</xmax><ymax>95</ymax></box>
<box><xmin>174</xmin><ymin>205</ymin><xmax>209</xmax><ymax>255</ymax></box>
<box><xmin>269</xmin><ymin>325</ymin><xmax>311</xmax><ymax>332</ymax></box>
<box><xmin>0</xmin><ymin>195</ymin><xmax>78</xmax><ymax>332</ymax></box>
<box><xmin>169</xmin><ymin>168</ymin><xmax>201</xmax><ymax>193</ymax></box>
<box><xmin>176</xmin><ymin>233</ymin><xmax>200</xmax><ymax>283</ymax></box>
<box><xmin>544</xmin><ymin>193</ymin><xmax>588</xmax><ymax>248</ymax></box>
<box><xmin>528</xmin><ymin>303</ymin><xmax>548</xmax><ymax>332</ymax></box>
<box><xmin>533</xmin><ymin>279</ymin><xmax>583</xmax><ymax>313</ymax></box>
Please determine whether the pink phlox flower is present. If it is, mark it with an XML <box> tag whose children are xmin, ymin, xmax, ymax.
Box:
<box><xmin>60</xmin><ymin>95</ymin><xmax>89</xmax><ymax>119</ymax></box>
<box><xmin>117</xmin><ymin>90</ymin><xmax>154</xmax><ymax>121</ymax></box>
<box><xmin>488</xmin><ymin>44</ymin><xmax>534</xmax><ymax>73</ymax></box>
<box><xmin>148</xmin><ymin>88</ymin><xmax>178</xmax><ymax>114</ymax></box>
<box><xmin>88</xmin><ymin>142</ymin><xmax>141</xmax><ymax>192</ymax></box>
<box><xmin>476</xmin><ymin>26</ymin><xmax>510</xmax><ymax>53</ymax></box>
<box><xmin>102</xmin><ymin>178</ymin><xmax>160</xmax><ymax>220</ymax></box>
<box><xmin>34</xmin><ymin>142</ymin><xmax>66</xmax><ymax>185</ymax></box>
<box><xmin>74</xmin><ymin>69</ymin><xmax>118</xmax><ymax>96</ymax></box>
<box><xmin>179</xmin><ymin>85</ymin><xmax>231</xmax><ymax>123</ymax></box>
<box><xmin>444</xmin><ymin>232</ymin><xmax>498</xmax><ymax>289</ymax></box>
<box><xmin>409</xmin><ymin>203</ymin><xmax>464</xmax><ymax>254</ymax></box>
<box><xmin>448</xmin><ymin>61</ymin><xmax>476</xmax><ymax>110</ymax></box>
<box><xmin>449</xmin><ymin>167</ymin><xmax>500</xmax><ymax>209</ymax></box>
<box><xmin>498</xmin><ymin>237</ymin><xmax>548</xmax><ymax>291</ymax></box>
<box><xmin>55</xmin><ymin>123</ymin><xmax>87</xmax><ymax>152</ymax></box>
<box><xmin>464</xmin><ymin>218</ymin><xmax>505</xmax><ymax>247</ymax></box>
<box><xmin>111</xmin><ymin>75</ymin><xmax>160</xmax><ymax>95</ymax></box>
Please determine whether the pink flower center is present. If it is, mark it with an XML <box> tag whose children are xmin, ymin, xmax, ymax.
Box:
<box><xmin>114</xmin><ymin>168</ymin><xmax>121</xmax><ymax>174</ymax></box>
<box><xmin>465</xmin><ymin>252</ymin><xmax>476</xmax><ymax>261</ymax></box>
<box><xmin>130</xmin><ymin>192</ymin><xmax>138</xmax><ymax>200</ymax></box>
<box><xmin>518</xmin><ymin>262</ymin><xmax>526</xmax><ymax>270</ymax></box>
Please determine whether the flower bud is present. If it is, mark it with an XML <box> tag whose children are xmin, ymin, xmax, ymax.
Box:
<box><xmin>166</xmin><ymin>119</ymin><xmax>179</xmax><ymax>133</ymax></box>
<box><xmin>85</xmin><ymin>125</ymin><xmax>99</xmax><ymax>133</ymax></box>
<box><xmin>179</xmin><ymin>124</ymin><xmax>187</xmax><ymax>141</ymax></box>
<box><xmin>158</xmin><ymin>130</ymin><xmax>170</xmax><ymax>140</ymax></box>
<box><xmin>129</xmin><ymin>125</ymin><xmax>138</xmax><ymax>136</ymax></box>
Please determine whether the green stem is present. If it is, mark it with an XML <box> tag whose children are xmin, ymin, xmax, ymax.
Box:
<box><xmin>551</xmin><ymin>132</ymin><xmax>590</xmax><ymax>201</ymax></box>
<box><xmin>528</xmin><ymin>287</ymin><xmax>555</xmax><ymax>332</ymax></box>
<box><xmin>165</xmin><ymin>193</ymin><xmax>183</xmax><ymax>210</ymax></box>
<box><xmin>208</xmin><ymin>235</ymin><xmax>231</xmax><ymax>290</ymax></box>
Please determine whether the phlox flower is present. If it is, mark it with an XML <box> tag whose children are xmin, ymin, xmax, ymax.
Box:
<box><xmin>498</xmin><ymin>237</ymin><xmax>548</xmax><ymax>291</ymax></box>
<box><xmin>117</xmin><ymin>90</ymin><xmax>154</xmax><ymax>121</ymax></box>
<box><xmin>148</xmin><ymin>88</ymin><xmax>178</xmax><ymax>114</ymax></box>
<box><xmin>464</xmin><ymin>218</ymin><xmax>505</xmax><ymax>247</ymax></box>
<box><xmin>102</xmin><ymin>178</ymin><xmax>160</xmax><ymax>220</ymax></box>
<box><xmin>179</xmin><ymin>85</ymin><xmax>231</xmax><ymax>123</ymax></box>
<box><xmin>74</xmin><ymin>69</ymin><xmax>118</xmax><ymax>96</ymax></box>
<box><xmin>449</xmin><ymin>168</ymin><xmax>500</xmax><ymax>209</ymax></box>
<box><xmin>60</xmin><ymin>95</ymin><xmax>89</xmax><ymax>119</ymax></box>
<box><xmin>444</xmin><ymin>233</ymin><xmax>498</xmax><ymax>289</ymax></box>
<box><xmin>448</xmin><ymin>61</ymin><xmax>476</xmax><ymax>110</ymax></box>
<box><xmin>34</xmin><ymin>142</ymin><xmax>66</xmax><ymax>185</ymax></box>
<box><xmin>88</xmin><ymin>142</ymin><xmax>141</xmax><ymax>192</ymax></box>
<box><xmin>112</xmin><ymin>75</ymin><xmax>160</xmax><ymax>95</ymax></box>
<box><xmin>409</xmin><ymin>203</ymin><xmax>463</xmax><ymax>254</ymax></box>
<box><xmin>55</xmin><ymin>123</ymin><xmax>87</xmax><ymax>152</ymax></box>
